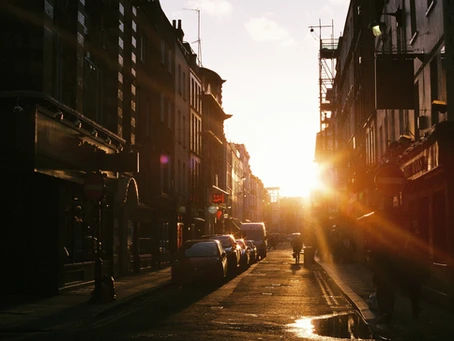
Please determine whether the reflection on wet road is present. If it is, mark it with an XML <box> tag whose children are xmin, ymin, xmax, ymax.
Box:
<box><xmin>288</xmin><ymin>311</ymin><xmax>376</xmax><ymax>340</ymax></box>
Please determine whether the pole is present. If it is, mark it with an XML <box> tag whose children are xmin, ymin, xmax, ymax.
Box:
<box><xmin>90</xmin><ymin>200</ymin><xmax>103</xmax><ymax>303</ymax></box>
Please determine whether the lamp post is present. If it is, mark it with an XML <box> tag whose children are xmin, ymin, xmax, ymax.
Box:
<box><xmin>241</xmin><ymin>176</ymin><xmax>247</xmax><ymax>222</ymax></box>
<box><xmin>84</xmin><ymin>171</ymin><xmax>105</xmax><ymax>304</ymax></box>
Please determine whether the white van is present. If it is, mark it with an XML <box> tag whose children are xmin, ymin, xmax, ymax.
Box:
<box><xmin>240</xmin><ymin>222</ymin><xmax>268</xmax><ymax>260</ymax></box>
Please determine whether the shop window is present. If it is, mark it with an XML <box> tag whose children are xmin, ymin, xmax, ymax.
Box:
<box><xmin>64</xmin><ymin>197</ymin><xmax>96</xmax><ymax>264</ymax></box>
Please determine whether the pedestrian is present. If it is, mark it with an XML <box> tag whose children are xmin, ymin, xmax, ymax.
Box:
<box><xmin>268</xmin><ymin>235</ymin><xmax>276</xmax><ymax>250</ymax></box>
<box><xmin>398</xmin><ymin>225</ymin><xmax>430</xmax><ymax>321</ymax></box>
<box><xmin>291</xmin><ymin>234</ymin><xmax>303</xmax><ymax>264</ymax></box>
<box><xmin>370</xmin><ymin>236</ymin><xmax>397</xmax><ymax>324</ymax></box>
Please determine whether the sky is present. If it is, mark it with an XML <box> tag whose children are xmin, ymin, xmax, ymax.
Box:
<box><xmin>161</xmin><ymin>0</ymin><xmax>350</xmax><ymax>197</ymax></box>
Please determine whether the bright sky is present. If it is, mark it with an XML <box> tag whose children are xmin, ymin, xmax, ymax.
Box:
<box><xmin>161</xmin><ymin>0</ymin><xmax>350</xmax><ymax>197</ymax></box>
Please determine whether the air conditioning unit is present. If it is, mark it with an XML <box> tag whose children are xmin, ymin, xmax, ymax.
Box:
<box><xmin>418</xmin><ymin>116</ymin><xmax>429</xmax><ymax>130</ymax></box>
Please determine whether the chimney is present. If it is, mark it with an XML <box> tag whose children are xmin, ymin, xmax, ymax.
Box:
<box><xmin>172</xmin><ymin>20</ymin><xmax>176</xmax><ymax>28</ymax></box>
<box><xmin>176</xmin><ymin>19</ymin><xmax>184</xmax><ymax>41</ymax></box>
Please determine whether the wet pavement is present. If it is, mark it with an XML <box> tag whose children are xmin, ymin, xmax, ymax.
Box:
<box><xmin>319</xmin><ymin>258</ymin><xmax>454</xmax><ymax>340</ymax></box>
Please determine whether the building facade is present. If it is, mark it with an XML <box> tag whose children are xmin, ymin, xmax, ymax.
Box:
<box><xmin>328</xmin><ymin>0</ymin><xmax>454</xmax><ymax>305</ymax></box>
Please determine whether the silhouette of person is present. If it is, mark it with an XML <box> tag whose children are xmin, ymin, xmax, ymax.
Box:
<box><xmin>370</xmin><ymin>236</ymin><xmax>397</xmax><ymax>323</ymax></box>
<box><xmin>292</xmin><ymin>235</ymin><xmax>303</xmax><ymax>264</ymax></box>
<box><xmin>399</xmin><ymin>225</ymin><xmax>430</xmax><ymax>321</ymax></box>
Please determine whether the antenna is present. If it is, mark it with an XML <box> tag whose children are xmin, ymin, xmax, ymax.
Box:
<box><xmin>183</xmin><ymin>7</ymin><xmax>202</xmax><ymax>66</ymax></box>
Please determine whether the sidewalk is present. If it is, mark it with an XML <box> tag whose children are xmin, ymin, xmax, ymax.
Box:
<box><xmin>0</xmin><ymin>267</ymin><xmax>171</xmax><ymax>333</ymax></box>
<box><xmin>318</xmin><ymin>259</ymin><xmax>454</xmax><ymax>340</ymax></box>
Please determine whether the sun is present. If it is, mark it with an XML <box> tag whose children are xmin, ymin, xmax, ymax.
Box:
<box><xmin>278</xmin><ymin>162</ymin><xmax>324</xmax><ymax>198</ymax></box>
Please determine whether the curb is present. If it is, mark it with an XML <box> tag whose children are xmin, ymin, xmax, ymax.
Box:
<box><xmin>318</xmin><ymin>261</ymin><xmax>377</xmax><ymax>324</ymax></box>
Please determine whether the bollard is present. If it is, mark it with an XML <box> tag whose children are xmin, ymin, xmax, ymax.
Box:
<box><xmin>303</xmin><ymin>246</ymin><xmax>315</xmax><ymax>267</ymax></box>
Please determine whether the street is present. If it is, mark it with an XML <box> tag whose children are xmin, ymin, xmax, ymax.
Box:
<box><xmin>9</xmin><ymin>244</ymin><xmax>376</xmax><ymax>341</ymax></box>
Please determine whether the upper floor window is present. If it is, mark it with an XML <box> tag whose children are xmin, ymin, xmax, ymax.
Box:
<box><xmin>140</xmin><ymin>35</ymin><xmax>147</xmax><ymax>63</ymax></box>
<box><xmin>161</xmin><ymin>40</ymin><xmax>166</xmax><ymax>64</ymax></box>
<box><xmin>160</xmin><ymin>93</ymin><xmax>165</xmax><ymax>123</ymax></box>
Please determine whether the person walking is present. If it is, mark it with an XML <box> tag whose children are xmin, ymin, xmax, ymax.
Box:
<box><xmin>291</xmin><ymin>235</ymin><xmax>303</xmax><ymax>264</ymax></box>
<box><xmin>370</xmin><ymin>236</ymin><xmax>397</xmax><ymax>324</ymax></box>
<box><xmin>268</xmin><ymin>235</ymin><xmax>277</xmax><ymax>250</ymax></box>
<box><xmin>399</xmin><ymin>225</ymin><xmax>430</xmax><ymax>321</ymax></box>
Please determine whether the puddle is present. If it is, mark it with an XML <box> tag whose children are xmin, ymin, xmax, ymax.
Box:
<box><xmin>287</xmin><ymin>311</ymin><xmax>377</xmax><ymax>340</ymax></box>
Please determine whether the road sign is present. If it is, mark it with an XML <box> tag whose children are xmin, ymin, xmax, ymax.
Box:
<box><xmin>374</xmin><ymin>163</ymin><xmax>406</xmax><ymax>196</ymax></box>
<box><xmin>83</xmin><ymin>172</ymin><xmax>105</xmax><ymax>201</ymax></box>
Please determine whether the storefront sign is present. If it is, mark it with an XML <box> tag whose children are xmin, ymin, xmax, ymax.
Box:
<box><xmin>402</xmin><ymin>142</ymin><xmax>439</xmax><ymax>180</ymax></box>
<box><xmin>374</xmin><ymin>163</ymin><xmax>406</xmax><ymax>196</ymax></box>
<box><xmin>213</xmin><ymin>193</ymin><xmax>225</xmax><ymax>204</ymax></box>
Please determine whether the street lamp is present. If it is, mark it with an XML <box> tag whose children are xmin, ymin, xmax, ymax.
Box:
<box><xmin>371</xmin><ymin>8</ymin><xmax>402</xmax><ymax>37</ymax></box>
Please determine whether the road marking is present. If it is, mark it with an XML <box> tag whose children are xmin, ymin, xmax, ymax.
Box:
<box><xmin>314</xmin><ymin>270</ymin><xmax>340</xmax><ymax>307</ymax></box>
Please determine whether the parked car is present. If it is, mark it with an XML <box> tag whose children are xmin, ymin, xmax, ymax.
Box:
<box><xmin>245</xmin><ymin>240</ymin><xmax>258</xmax><ymax>264</ymax></box>
<box><xmin>240</xmin><ymin>222</ymin><xmax>267</xmax><ymax>259</ymax></box>
<box><xmin>235</xmin><ymin>238</ymin><xmax>251</xmax><ymax>270</ymax></box>
<box><xmin>201</xmin><ymin>234</ymin><xmax>241</xmax><ymax>276</ymax></box>
<box><xmin>171</xmin><ymin>239</ymin><xmax>228</xmax><ymax>286</ymax></box>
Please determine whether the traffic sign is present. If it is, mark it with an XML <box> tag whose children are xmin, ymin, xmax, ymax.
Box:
<box><xmin>83</xmin><ymin>172</ymin><xmax>105</xmax><ymax>201</ymax></box>
<box><xmin>374</xmin><ymin>163</ymin><xmax>406</xmax><ymax>196</ymax></box>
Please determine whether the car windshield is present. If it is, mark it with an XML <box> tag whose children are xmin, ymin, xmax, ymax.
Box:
<box><xmin>202</xmin><ymin>235</ymin><xmax>232</xmax><ymax>248</ymax></box>
<box><xmin>182</xmin><ymin>242</ymin><xmax>219</xmax><ymax>258</ymax></box>
<box><xmin>246</xmin><ymin>241</ymin><xmax>255</xmax><ymax>247</ymax></box>
<box><xmin>236</xmin><ymin>240</ymin><xmax>246</xmax><ymax>249</ymax></box>
<box><xmin>243</xmin><ymin>230</ymin><xmax>263</xmax><ymax>240</ymax></box>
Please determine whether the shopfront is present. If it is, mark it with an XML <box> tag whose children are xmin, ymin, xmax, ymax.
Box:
<box><xmin>1</xmin><ymin>98</ymin><xmax>139</xmax><ymax>296</ymax></box>
<box><xmin>400</xmin><ymin>121</ymin><xmax>454</xmax><ymax>303</ymax></box>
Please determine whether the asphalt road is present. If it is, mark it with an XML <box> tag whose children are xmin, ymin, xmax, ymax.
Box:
<box><xmin>12</xmin><ymin>245</ymin><xmax>377</xmax><ymax>341</ymax></box>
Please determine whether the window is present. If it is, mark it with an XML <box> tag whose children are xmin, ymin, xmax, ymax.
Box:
<box><xmin>178</xmin><ymin>64</ymin><xmax>182</xmax><ymax>94</ymax></box>
<box><xmin>145</xmin><ymin>99</ymin><xmax>150</xmax><ymax>137</ymax></box>
<box><xmin>177</xmin><ymin>159</ymin><xmax>181</xmax><ymax>192</ymax></box>
<box><xmin>161</xmin><ymin>40</ymin><xmax>165</xmax><ymax>64</ymax></box>
<box><xmin>183</xmin><ymin>116</ymin><xmax>186</xmax><ymax>147</ymax></box>
<box><xmin>140</xmin><ymin>35</ymin><xmax>146</xmax><ymax>62</ymax></box>
<box><xmin>430</xmin><ymin>58</ymin><xmax>439</xmax><ymax>125</ymax></box>
<box><xmin>167</xmin><ymin>49</ymin><xmax>172</xmax><ymax>73</ymax></box>
<box><xmin>183</xmin><ymin>72</ymin><xmax>186</xmax><ymax>99</ymax></box>
<box><xmin>178</xmin><ymin>109</ymin><xmax>181</xmax><ymax>143</ymax></box>
<box><xmin>167</xmin><ymin>101</ymin><xmax>172</xmax><ymax>129</ymax></box>
<box><xmin>160</xmin><ymin>93</ymin><xmax>165</xmax><ymax>123</ymax></box>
